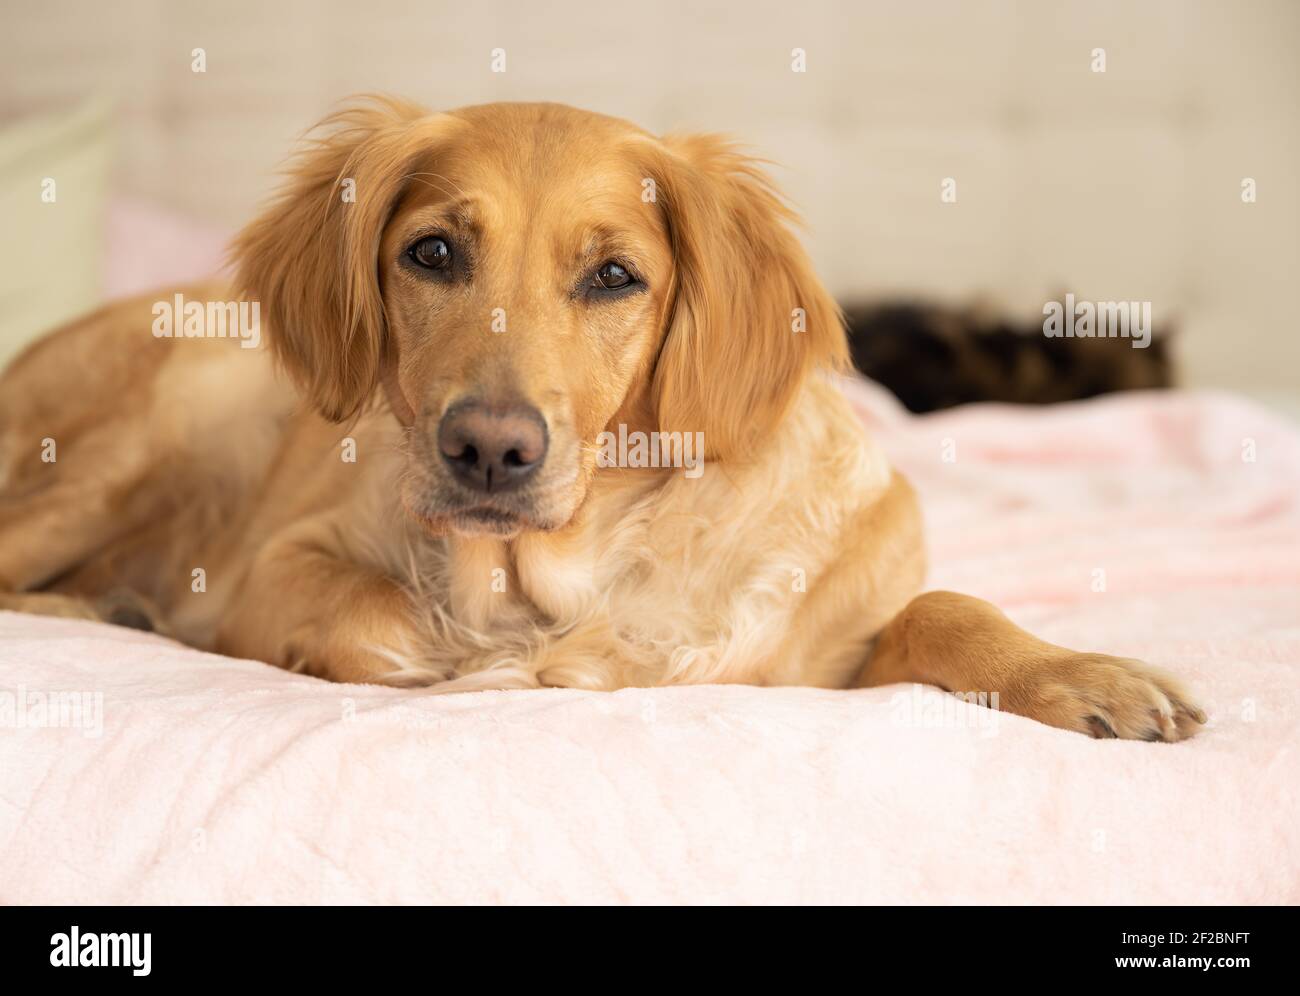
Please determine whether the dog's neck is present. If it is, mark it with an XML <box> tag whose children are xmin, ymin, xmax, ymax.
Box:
<box><xmin>441</xmin><ymin>463</ymin><xmax>667</xmax><ymax>633</ymax></box>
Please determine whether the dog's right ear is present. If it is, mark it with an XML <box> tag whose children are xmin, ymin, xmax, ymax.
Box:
<box><xmin>231</xmin><ymin>96</ymin><xmax>447</xmax><ymax>422</ymax></box>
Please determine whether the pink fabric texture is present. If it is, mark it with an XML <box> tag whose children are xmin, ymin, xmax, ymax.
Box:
<box><xmin>104</xmin><ymin>197</ymin><xmax>229</xmax><ymax>298</ymax></box>
<box><xmin>1</xmin><ymin>380</ymin><xmax>1297</xmax><ymax>904</ymax></box>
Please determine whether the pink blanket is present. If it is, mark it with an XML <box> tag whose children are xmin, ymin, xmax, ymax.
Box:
<box><xmin>2</xmin><ymin>380</ymin><xmax>1298</xmax><ymax>904</ymax></box>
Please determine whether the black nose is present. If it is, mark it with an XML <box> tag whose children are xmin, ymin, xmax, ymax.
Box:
<box><xmin>437</xmin><ymin>400</ymin><xmax>548</xmax><ymax>493</ymax></box>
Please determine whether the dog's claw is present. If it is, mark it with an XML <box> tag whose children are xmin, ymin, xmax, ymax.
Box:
<box><xmin>1086</xmin><ymin>714</ymin><xmax>1118</xmax><ymax>739</ymax></box>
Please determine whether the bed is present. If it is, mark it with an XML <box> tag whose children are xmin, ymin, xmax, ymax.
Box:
<box><xmin>3</xmin><ymin>367</ymin><xmax>1297</xmax><ymax>904</ymax></box>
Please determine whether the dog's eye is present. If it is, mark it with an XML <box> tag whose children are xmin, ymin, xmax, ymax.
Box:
<box><xmin>594</xmin><ymin>261</ymin><xmax>632</xmax><ymax>290</ymax></box>
<box><xmin>408</xmin><ymin>236</ymin><xmax>451</xmax><ymax>271</ymax></box>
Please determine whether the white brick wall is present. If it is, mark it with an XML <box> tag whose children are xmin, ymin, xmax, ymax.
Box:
<box><xmin>1</xmin><ymin>0</ymin><xmax>1296</xmax><ymax>392</ymax></box>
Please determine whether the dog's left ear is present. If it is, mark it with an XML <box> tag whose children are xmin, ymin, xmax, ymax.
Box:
<box><xmin>641</xmin><ymin>134</ymin><xmax>848</xmax><ymax>460</ymax></box>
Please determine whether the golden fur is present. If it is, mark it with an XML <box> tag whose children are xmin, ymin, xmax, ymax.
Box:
<box><xmin>0</xmin><ymin>99</ymin><xmax>1205</xmax><ymax>740</ymax></box>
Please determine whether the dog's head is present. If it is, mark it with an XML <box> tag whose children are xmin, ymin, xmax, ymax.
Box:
<box><xmin>234</xmin><ymin>98</ymin><xmax>846</xmax><ymax>537</ymax></box>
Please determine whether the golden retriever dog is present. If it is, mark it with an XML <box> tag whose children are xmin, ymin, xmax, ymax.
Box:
<box><xmin>0</xmin><ymin>98</ymin><xmax>1205</xmax><ymax>740</ymax></box>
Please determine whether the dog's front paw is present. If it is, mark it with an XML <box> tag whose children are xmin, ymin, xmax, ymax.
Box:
<box><xmin>1012</xmin><ymin>652</ymin><xmax>1207</xmax><ymax>742</ymax></box>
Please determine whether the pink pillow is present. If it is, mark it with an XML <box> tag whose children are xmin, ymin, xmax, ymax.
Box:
<box><xmin>105</xmin><ymin>196</ymin><xmax>230</xmax><ymax>298</ymax></box>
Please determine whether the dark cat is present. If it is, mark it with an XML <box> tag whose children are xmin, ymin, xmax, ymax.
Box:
<box><xmin>843</xmin><ymin>300</ymin><xmax>1173</xmax><ymax>413</ymax></box>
